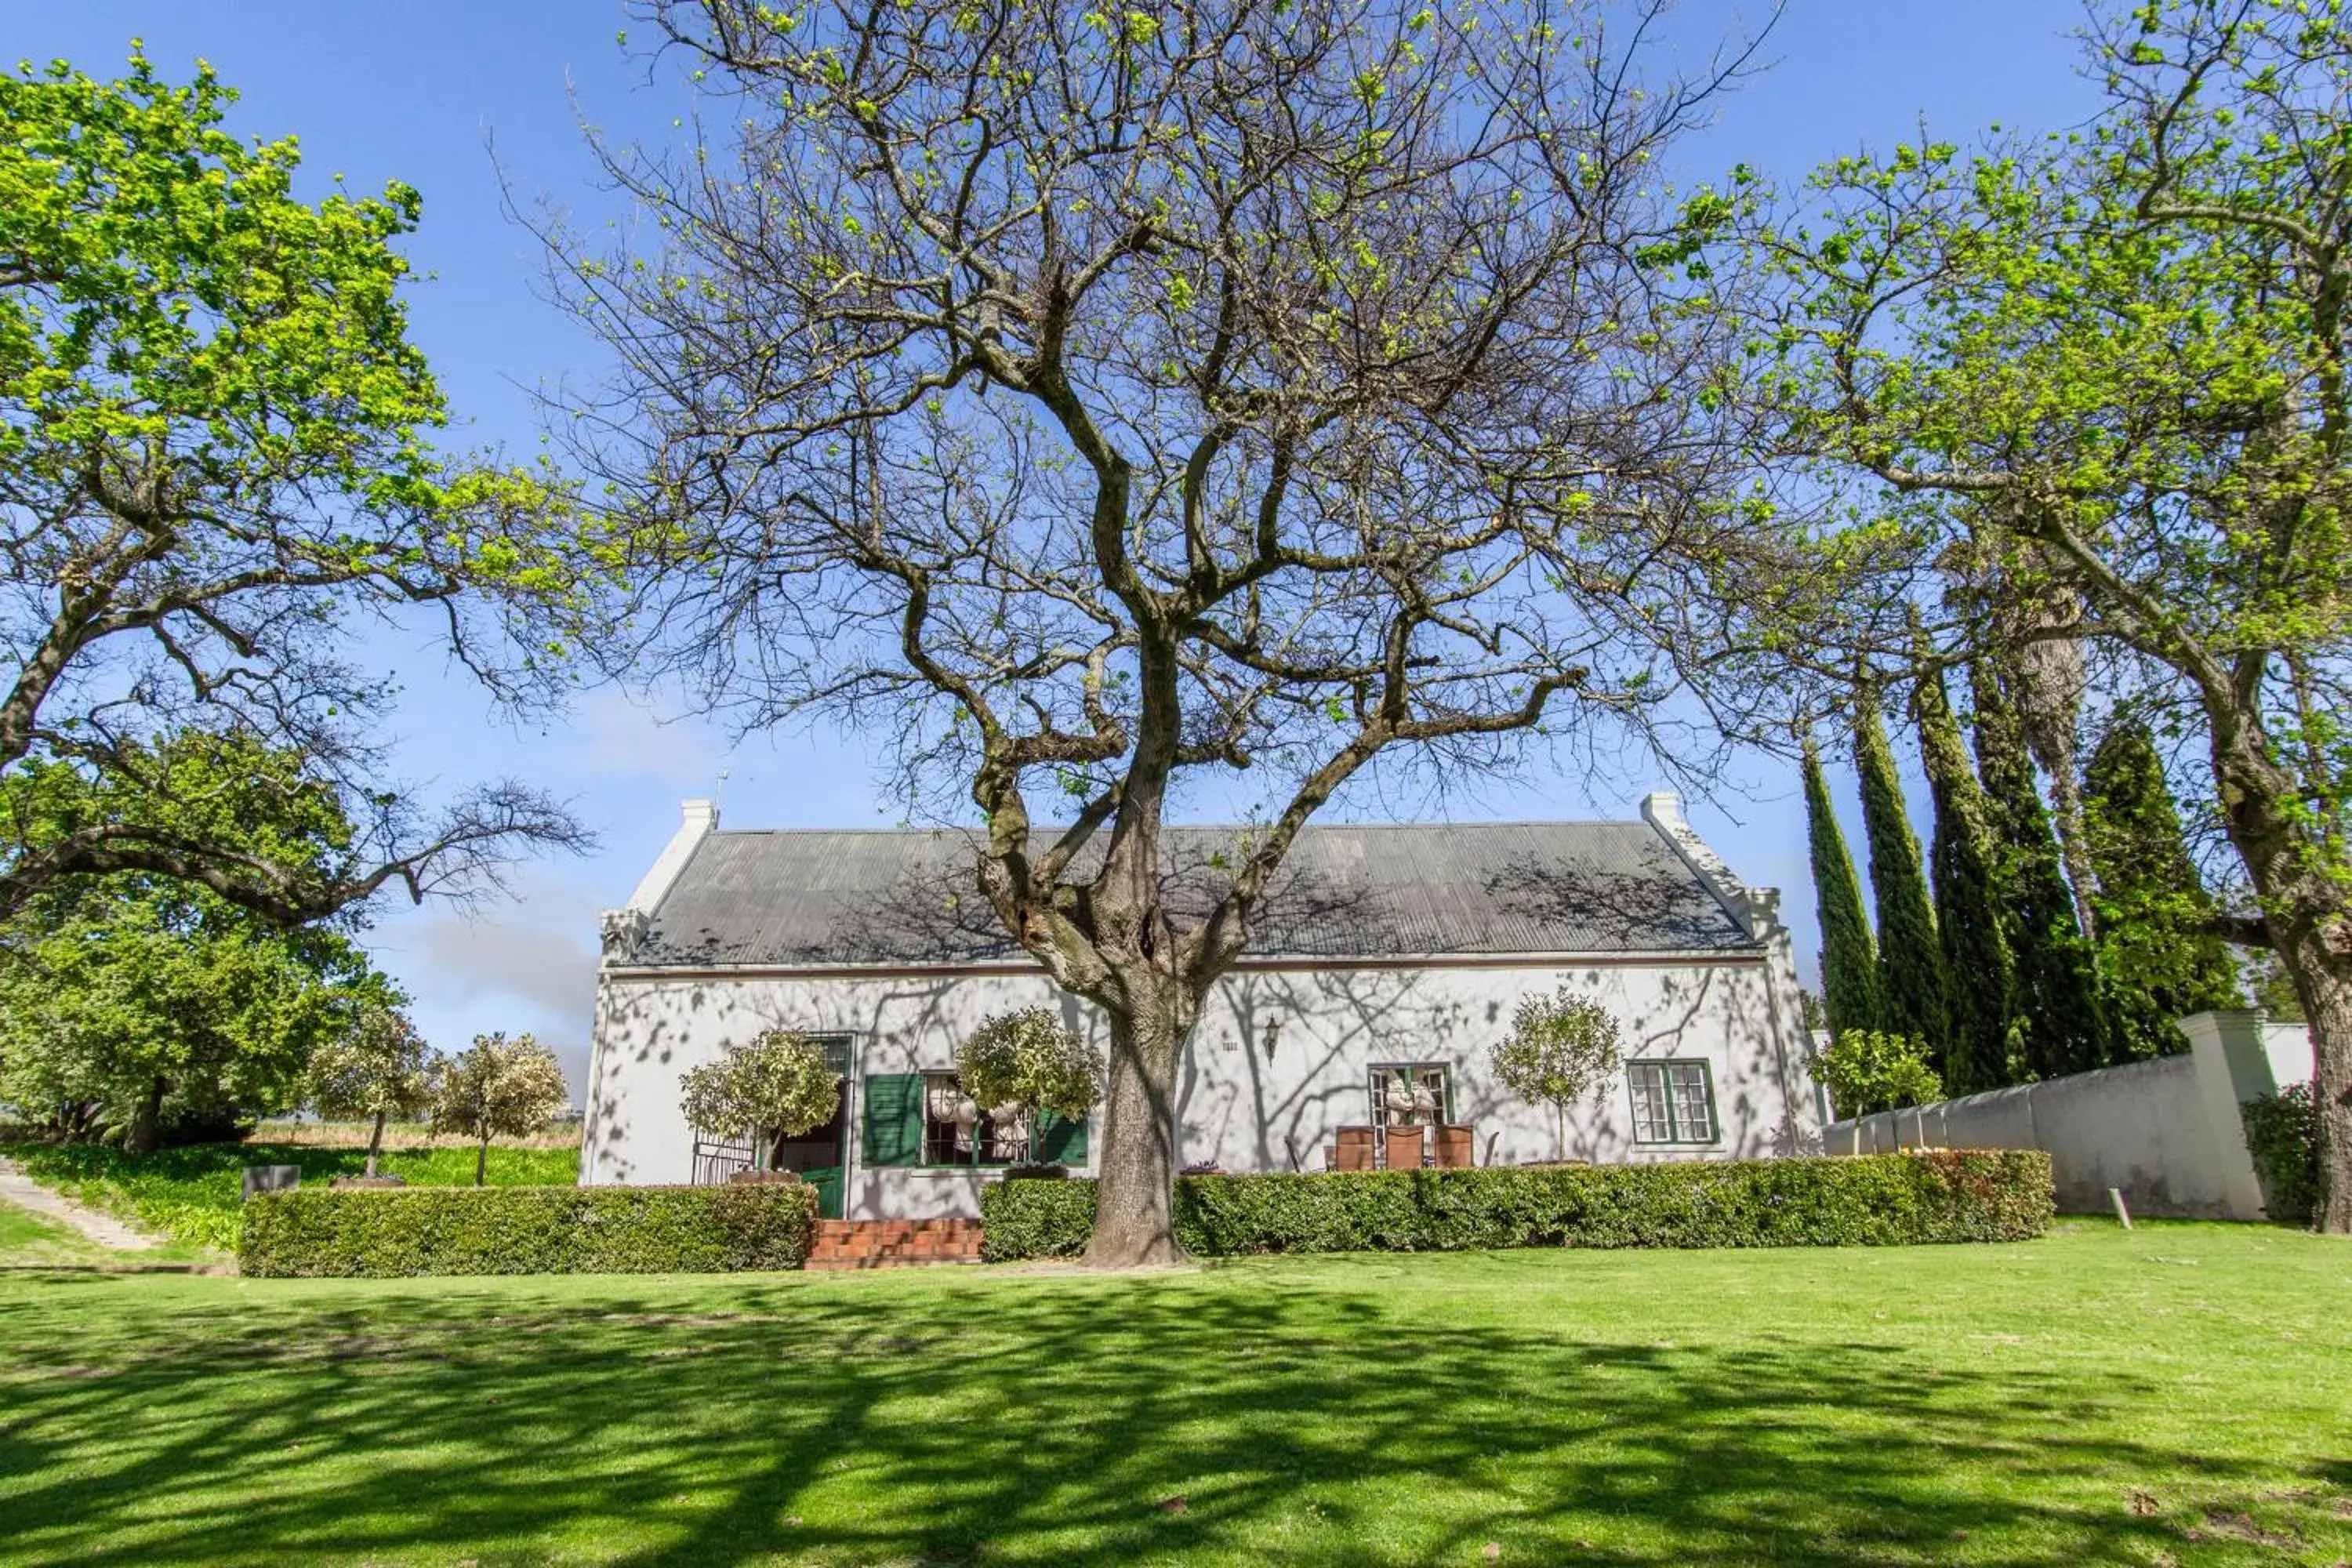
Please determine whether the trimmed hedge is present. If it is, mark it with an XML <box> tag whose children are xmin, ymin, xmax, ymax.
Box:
<box><xmin>239</xmin><ymin>1182</ymin><xmax>818</xmax><ymax>1278</ymax></box>
<box><xmin>978</xmin><ymin>1151</ymin><xmax>2054</xmax><ymax>1261</ymax></box>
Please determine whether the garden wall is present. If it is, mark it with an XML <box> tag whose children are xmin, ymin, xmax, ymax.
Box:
<box><xmin>1823</xmin><ymin>1011</ymin><xmax>2314</xmax><ymax>1220</ymax></box>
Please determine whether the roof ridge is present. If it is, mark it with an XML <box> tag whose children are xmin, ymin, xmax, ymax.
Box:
<box><xmin>706</xmin><ymin>818</ymin><xmax>1645</xmax><ymax>836</ymax></box>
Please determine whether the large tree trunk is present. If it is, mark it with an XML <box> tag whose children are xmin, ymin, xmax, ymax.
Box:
<box><xmin>125</xmin><ymin>1076</ymin><xmax>165</xmax><ymax>1156</ymax></box>
<box><xmin>2210</xmin><ymin>714</ymin><xmax>2352</xmax><ymax>1232</ymax></box>
<box><xmin>2278</xmin><ymin>918</ymin><xmax>2352</xmax><ymax>1232</ymax></box>
<box><xmin>1083</xmin><ymin>998</ymin><xmax>1192</xmax><ymax>1268</ymax></box>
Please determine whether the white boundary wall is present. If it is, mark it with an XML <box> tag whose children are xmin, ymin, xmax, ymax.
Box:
<box><xmin>1822</xmin><ymin>1011</ymin><xmax>2315</xmax><ymax>1220</ymax></box>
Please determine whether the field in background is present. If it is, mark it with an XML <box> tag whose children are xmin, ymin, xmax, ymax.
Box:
<box><xmin>0</xmin><ymin>1140</ymin><xmax>583</xmax><ymax>1252</ymax></box>
<box><xmin>245</xmin><ymin>1120</ymin><xmax>583</xmax><ymax>1150</ymax></box>
<box><xmin>1</xmin><ymin>1222</ymin><xmax>2344</xmax><ymax>1566</ymax></box>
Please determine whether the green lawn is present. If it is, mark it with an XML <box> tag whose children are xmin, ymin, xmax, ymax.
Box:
<box><xmin>0</xmin><ymin>1222</ymin><xmax>2345</xmax><ymax>1567</ymax></box>
<box><xmin>0</xmin><ymin>1140</ymin><xmax>583</xmax><ymax>1251</ymax></box>
<box><xmin>0</xmin><ymin>1196</ymin><xmax>108</xmax><ymax>1270</ymax></box>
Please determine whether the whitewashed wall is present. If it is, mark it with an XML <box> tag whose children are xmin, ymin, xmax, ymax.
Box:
<box><xmin>584</xmin><ymin>949</ymin><xmax>1822</xmax><ymax>1219</ymax></box>
<box><xmin>1824</xmin><ymin>1011</ymin><xmax>2316</xmax><ymax>1220</ymax></box>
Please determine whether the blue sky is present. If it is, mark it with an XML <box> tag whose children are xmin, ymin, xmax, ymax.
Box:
<box><xmin>5</xmin><ymin>1</ymin><xmax>2101</xmax><ymax>1094</ymax></box>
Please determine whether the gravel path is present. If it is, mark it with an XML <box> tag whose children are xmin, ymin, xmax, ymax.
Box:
<box><xmin>0</xmin><ymin>1157</ymin><xmax>158</xmax><ymax>1250</ymax></box>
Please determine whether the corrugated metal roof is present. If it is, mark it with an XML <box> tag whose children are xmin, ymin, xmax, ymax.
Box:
<box><xmin>630</xmin><ymin>820</ymin><xmax>1755</xmax><ymax>968</ymax></box>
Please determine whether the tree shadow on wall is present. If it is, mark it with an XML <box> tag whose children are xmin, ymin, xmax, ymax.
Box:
<box><xmin>1</xmin><ymin>1269</ymin><xmax>2334</xmax><ymax>1567</ymax></box>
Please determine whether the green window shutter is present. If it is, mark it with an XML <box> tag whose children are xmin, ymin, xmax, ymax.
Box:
<box><xmin>860</xmin><ymin>1073</ymin><xmax>924</xmax><ymax>1167</ymax></box>
<box><xmin>1033</xmin><ymin>1110</ymin><xmax>1089</xmax><ymax>1167</ymax></box>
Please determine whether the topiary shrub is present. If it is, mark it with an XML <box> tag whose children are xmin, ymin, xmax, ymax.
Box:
<box><xmin>1817</xmin><ymin>1030</ymin><xmax>1944</xmax><ymax>1119</ymax></box>
<box><xmin>1488</xmin><ymin>989</ymin><xmax>1624</xmax><ymax>1160</ymax></box>
<box><xmin>680</xmin><ymin>1029</ymin><xmax>841</xmax><ymax>1151</ymax></box>
<box><xmin>2241</xmin><ymin>1082</ymin><xmax>2322</xmax><ymax>1226</ymax></box>
<box><xmin>239</xmin><ymin>1182</ymin><xmax>818</xmax><ymax>1277</ymax></box>
<box><xmin>978</xmin><ymin>1150</ymin><xmax>2055</xmax><ymax>1261</ymax></box>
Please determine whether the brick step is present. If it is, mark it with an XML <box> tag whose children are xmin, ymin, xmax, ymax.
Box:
<box><xmin>806</xmin><ymin>1218</ymin><xmax>985</xmax><ymax>1269</ymax></box>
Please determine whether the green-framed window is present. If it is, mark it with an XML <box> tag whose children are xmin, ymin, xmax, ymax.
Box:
<box><xmin>858</xmin><ymin>1071</ymin><xmax>1088</xmax><ymax>1168</ymax></box>
<box><xmin>1626</xmin><ymin>1059</ymin><xmax>1719</xmax><ymax>1145</ymax></box>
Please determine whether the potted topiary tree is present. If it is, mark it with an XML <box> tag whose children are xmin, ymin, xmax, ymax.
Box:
<box><xmin>679</xmin><ymin>1028</ymin><xmax>841</xmax><ymax>1177</ymax></box>
<box><xmin>1489</xmin><ymin>989</ymin><xmax>1625</xmax><ymax>1163</ymax></box>
<box><xmin>956</xmin><ymin>1007</ymin><xmax>1104</xmax><ymax>1177</ymax></box>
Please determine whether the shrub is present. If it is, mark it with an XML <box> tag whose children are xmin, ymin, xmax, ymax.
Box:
<box><xmin>680</xmin><ymin>1029</ymin><xmax>840</xmax><ymax>1142</ymax></box>
<box><xmin>2241</xmin><ymin>1082</ymin><xmax>2323</xmax><ymax>1226</ymax></box>
<box><xmin>956</xmin><ymin>1007</ymin><xmax>1103</xmax><ymax>1120</ymax></box>
<box><xmin>239</xmin><ymin>1182</ymin><xmax>817</xmax><ymax>1277</ymax></box>
<box><xmin>1817</xmin><ymin>1030</ymin><xmax>1944</xmax><ymax>1119</ymax></box>
<box><xmin>979</xmin><ymin>1151</ymin><xmax>2054</xmax><ymax>1261</ymax></box>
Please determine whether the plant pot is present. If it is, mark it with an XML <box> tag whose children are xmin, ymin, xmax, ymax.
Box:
<box><xmin>1383</xmin><ymin>1125</ymin><xmax>1426</xmax><ymax>1171</ymax></box>
<box><xmin>1430</xmin><ymin>1124</ymin><xmax>1475</xmax><ymax>1169</ymax></box>
<box><xmin>1333</xmin><ymin>1127</ymin><xmax>1377</xmax><ymax>1172</ymax></box>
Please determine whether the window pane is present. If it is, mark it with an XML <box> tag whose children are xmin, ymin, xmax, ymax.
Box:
<box><xmin>1370</xmin><ymin>1065</ymin><xmax>1446</xmax><ymax>1125</ymax></box>
<box><xmin>1628</xmin><ymin>1065</ymin><xmax>1672</xmax><ymax>1143</ymax></box>
<box><xmin>1667</xmin><ymin>1064</ymin><xmax>1715</xmax><ymax>1143</ymax></box>
<box><xmin>922</xmin><ymin>1073</ymin><xmax>974</xmax><ymax>1165</ymax></box>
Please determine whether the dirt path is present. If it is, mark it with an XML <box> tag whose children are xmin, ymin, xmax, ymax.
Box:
<box><xmin>0</xmin><ymin>1157</ymin><xmax>158</xmax><ymax>1250</ymax></box>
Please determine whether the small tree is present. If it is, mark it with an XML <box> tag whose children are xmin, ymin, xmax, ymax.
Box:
<box><xmin>430</xmin><ymin>1033</ymin><xmax>568</xmax><ymax>1185</ymax></box>
<box><xmin>302</xmin><ymin>1006</ymin><xmax>434</xmax><ymax>1177</ymax></box>
<box><xmin>956</xmin><ymin>1009</ymin><xmax>1105</xmax><ymax>1165</ymax></box>
<box><xmin>1489</xmin><ymin>990</ymin><xmax>1625</xmax><ymax>1161</ymax></box>
<box><xmin>1817</xmin><ymin>1031</ymin><xmax>1944</xmax><ymax>1121</ymax></box>
<box><xmin>678</xmin><ymin>1029</ymin><xmax>840</xmax><ymax>1162</ymax></box>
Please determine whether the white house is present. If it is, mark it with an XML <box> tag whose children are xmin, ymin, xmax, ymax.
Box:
<box><xmin>582</xmin><ymin>795</ymin><xmax>1824</xmax><ymax>1219</ymax></box>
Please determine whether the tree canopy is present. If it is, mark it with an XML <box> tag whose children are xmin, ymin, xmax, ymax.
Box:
<box><xmin>547</xmin><ymin>0</ymin><xmax>1799</xmax><ymax>1264</ymax></box>
<box><xmin>1751</xmin><ymin>0</ymin><xmax>2352</xmax><ymax>1225</ymax></box>
<box><xmin>0</xmin><ymin>50</ymin><xmax>583</xmax><ymax>926</ymax></box>
<box><xmin>0</xmin><ymin>734</ymin><xmax>402</xmax><ymax>1149</ymax></box>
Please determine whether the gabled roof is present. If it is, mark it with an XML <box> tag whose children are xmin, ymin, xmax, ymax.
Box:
<box><xmin>624</xmin><ymin>819</ymin><xmax>1757</xmax><ymax>970</ymax></box>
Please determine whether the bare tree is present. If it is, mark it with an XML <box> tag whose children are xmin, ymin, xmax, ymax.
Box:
<box><xmin>543</xmin><ymin>0</ymin><xmax>1791</xmax><ymax>1263</ymax></box>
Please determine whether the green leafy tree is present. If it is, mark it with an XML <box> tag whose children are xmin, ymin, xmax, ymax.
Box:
<box><xmin>1759</xmin><ymin>0</ymin><xmax>2352</xmax><ymax>1227</ymax></box>
<box><xmin>430</xmin><ymin>1033</ymin><xmax>569</xmax><ymax>1185</ymax></box>
<box><xmin>1488</xmin><ymin>989</ymin><xmax>1626</xmax><ymax>1160</ymax></box>
<box><xmin>956</xmin><ymin>1008</ymin><xmax>1105</xmax><ymax>1128</ymax></box>
<box><xmin>302</xmin><ymin>1006</ymin><xmax>435</xmax><ymax>1177</ymax></box>
<box><xmin>1803</xmin><ymin>741</ymin><xmax>1882</xmax><ymax>1039</ymax></box>
<box><xmin>0</xmin><ymin>734</ymin><xmax>401</xmax><ymax>1150</ymax></box>
<box><xmin>1817</xmin><ymin>1030</ymin><xmax>1944</xmax><ymax>1120</ymax></box>
<box><xmin>678</xmin><ymin>1029</ymin><xmax>841</xmax><ymax>1158</ymax></box>
<box><xmin>1853</xmin><ymin>688</ymin><xmax>1945</xmax><ymax>1057</ymax></box>
<box><xmin>0</xmin><ymin>50</ymin><xmax>580</xmax><ymax>926</ymax></box>
<box><xmin>1972</xmin><ymin>662</ymin><xmax>2109</xmax><ymax>1078</ymax></box>
<box><xmin>2082</xmin><ymin>721</ymin><xmax>2244</xmax><ymax>1058</ymax></box>
<box><xmin>1913</xmin><ymin>664</ymin><xmax>2016</xmax><ymax>1094</ymax></box>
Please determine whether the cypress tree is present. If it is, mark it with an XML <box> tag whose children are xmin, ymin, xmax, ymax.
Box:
<box><xmin>1853</xmin><ymin>688</ymin><xmax>1947</xmax><ymax>1062</ymax></box>
<box><xmin>2082</xmin><ymin>721</ymin><xmax>2244</xmax><ymax>1058</ymax></box>
<box><xmin>1915</xmin><ymin>664</ymin><xmax>2015</xmax><ymax>1092</ymax></box>
<box><xmin>1802</xmin><ymin>739</ymin><xmax>1882</xmax><ymax>1040</ymax></box>
<box><xmin>1971</xmin><ymin>659</ymin><xmax>2108</xmax><ymax>1079</ymax></box>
